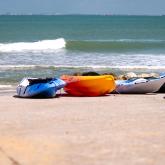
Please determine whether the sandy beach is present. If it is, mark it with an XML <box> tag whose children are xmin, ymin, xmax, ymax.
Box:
<box><xmin>0</xmin><ymin>90</ymin><xmax>164</xmax><ymax>165</ymax></box>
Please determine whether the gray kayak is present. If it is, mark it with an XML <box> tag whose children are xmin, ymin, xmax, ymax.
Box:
<box><xmin>115</xmin><ymin>74</ymin><xmax>165</xmax><ymax>94</ymax></box>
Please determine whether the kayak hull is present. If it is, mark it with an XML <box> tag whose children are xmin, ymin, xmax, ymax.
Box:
<box><xmin>61</xmin><ymin>75</ymin><xmax>116</xmax><ymax>96</ymax></box>
<box><xmin>115</xmin><ymin>77</ymin><xmax>165</xmax><ymax>94</ymax></box>
<box><xmin>17</xmin><ymin>78</ymin><xmax>66</xmax><ymax>98</ymax></box>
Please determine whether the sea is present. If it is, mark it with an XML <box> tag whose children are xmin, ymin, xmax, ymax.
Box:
<box><xmin>0</xmin><ymin>15</ymin><xmax>165</xmax><ymax>88</ymax></box>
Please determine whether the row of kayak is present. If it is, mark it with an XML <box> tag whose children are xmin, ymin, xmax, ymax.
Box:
<box><xmin>16</xmin><ymin>74</ymin><xmax>165</xmax><ymax>98</ymax></box>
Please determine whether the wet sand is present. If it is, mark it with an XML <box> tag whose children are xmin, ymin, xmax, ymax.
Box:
<box><xmin>0</xmin><ymin>91</ymin><xmax>165</xmax><ymax>165</ymax></box>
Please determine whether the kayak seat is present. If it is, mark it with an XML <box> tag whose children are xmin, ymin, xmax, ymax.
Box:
<box><xmin>28</xmin><ymin>78</ymin><xmax>53</xmax><ymax>85</ymax></box>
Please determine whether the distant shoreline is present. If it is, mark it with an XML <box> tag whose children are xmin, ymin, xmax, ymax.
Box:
<box><xmin>0</xmin><ymin>14</ymin><xmax>165</xmax><ymax>17</ymax></box>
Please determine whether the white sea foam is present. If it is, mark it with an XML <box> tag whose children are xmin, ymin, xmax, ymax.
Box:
<box><xmin>88</xmin><ymin>65</ymin><xmax>165</xmax><ymax>69</ymax></box>
<box><xmin>0</xmin><ymin>85</ymin><xmax>12</xmax><ymax>88</ymax></box>
<box><xmin>0</xmin><ymin>38</ymin><xmax>66</xmax><ymax>52</ymax></box>
<box><xmin>0</xmin><ymin>65</ymin><xmax>165</xmax><ymax>70</ymax></box>
<box><xmin>0</xmin><ymin>65</ymin><xmax>37</xmax><ymax>70</ymax></box>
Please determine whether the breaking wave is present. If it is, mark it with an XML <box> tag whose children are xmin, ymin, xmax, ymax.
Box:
<box><xmin>0</xmin><ymin>38</ymin><xmax>66</xmax><ymax>52</ymax></box>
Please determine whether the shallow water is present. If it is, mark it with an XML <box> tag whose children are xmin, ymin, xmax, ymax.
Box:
<box><xmin>0</xmin><ymin>15</ymin><xmax>165</xmax><ymax>86</ymax></box>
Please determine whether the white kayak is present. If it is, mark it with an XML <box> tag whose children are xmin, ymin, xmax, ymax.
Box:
<box><xmin>115</xmin><ymin>74</ymin><xmax>165</xmax><ymax>94</ymax></box>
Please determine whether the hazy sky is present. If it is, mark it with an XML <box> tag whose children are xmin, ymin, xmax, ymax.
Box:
<box><xmin>0</xmin><ymin>0</ymin><xmax>165</xmax><ymax>15</ymax></box>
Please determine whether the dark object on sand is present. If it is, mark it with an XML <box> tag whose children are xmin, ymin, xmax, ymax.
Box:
<box><xmin>157</xmin><ymin>74</ymin><xmax>165</xmax><ymax>93</ymax></box>
<box><xmin>157</xmin><ymin>83</ymin><xmax>165</xmax><ymax>93</ymax></box>
<box><xmin>82</xmin><ymin>72</ymin><xmax>100</xmax><ymax>76</ymax></box>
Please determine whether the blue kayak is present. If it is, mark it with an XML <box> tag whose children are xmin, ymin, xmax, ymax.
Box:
<box><xmin>17</xmin><ymin>77</ymin><xmax>66</xmax><ymax>98</ymax></box>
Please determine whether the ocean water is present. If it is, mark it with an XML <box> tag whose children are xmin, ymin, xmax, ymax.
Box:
<box><xmin>0</xmin><ymin>15</ymin><xmax>165</xmax><ymax>86</ymax></box>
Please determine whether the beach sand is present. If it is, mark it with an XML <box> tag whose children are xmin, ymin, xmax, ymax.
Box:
<box><xmin>0</xmin><ymin>90</ymin><xmax>165</xmax><ymax>165</ymax></box>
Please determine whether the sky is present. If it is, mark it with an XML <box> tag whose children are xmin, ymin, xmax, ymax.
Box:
<box><xmin>0</xmin><ymin>0</ymin><xmax>165</xmax><ymax>15</ymax></box>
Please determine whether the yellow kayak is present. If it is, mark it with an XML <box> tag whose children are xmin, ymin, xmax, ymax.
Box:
<box><xmin>61</xmin><ymin>75</ymin><xmax>116</xmax><ymax>96</ymax></box>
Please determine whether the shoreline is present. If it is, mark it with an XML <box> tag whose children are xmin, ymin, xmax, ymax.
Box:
<box><xmin>0</xmin><ymin>92</ymin><xmax>165</xmax><ymax>164</ymax></box>
<box><xmin>0</xmin><ymin>67</ymin><xmax>165</xmax><ymax>87</ymax></box>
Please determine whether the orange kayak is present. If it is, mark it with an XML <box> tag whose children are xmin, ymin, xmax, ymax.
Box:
<box><xmin>61</xmin><ymin>75</ymin><xmax>116</xmax><ymax>96</ymax></box>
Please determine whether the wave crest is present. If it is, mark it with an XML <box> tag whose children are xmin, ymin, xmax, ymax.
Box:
<box><xmin>0</xmin><ymin>38</ymin><xmax>66</xmax><ymax>52</ymax></box>
<box><xmin>66</xmin><ymin>40</ymin><xmax>165</xmax><ymax>52</ymax></box>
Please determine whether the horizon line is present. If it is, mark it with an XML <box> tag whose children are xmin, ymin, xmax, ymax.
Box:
<box><xmin>0</xmin><ymin>13</ymin><xmax>165</xmax><ymax>16</ymax></box>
